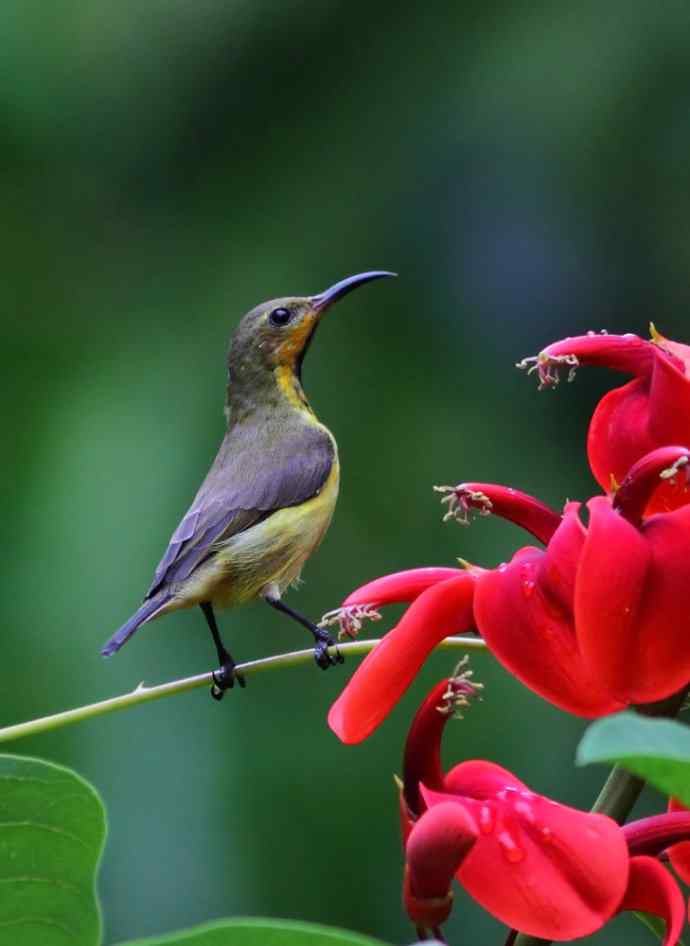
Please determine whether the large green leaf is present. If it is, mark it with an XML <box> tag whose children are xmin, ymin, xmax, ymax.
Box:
<box><xmin>0</xmin><ymin>754</ymin><xmax>105</xmax><ymax>946</ymax></box>
<box><xmin>576</xmin><ymin>712</ymin><xmax>690</xmax><ymax>806</ymax></box>
<box><xmin>116</xmin><ymin>918</ymin><xmax>391</xmax><ymax>946</ymax></box>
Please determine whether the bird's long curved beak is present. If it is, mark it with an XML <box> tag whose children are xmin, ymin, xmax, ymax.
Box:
<box><xmin>311</xmin><ymin>271</ymin><xmax>397</xmax><ymax>313</ymax></box>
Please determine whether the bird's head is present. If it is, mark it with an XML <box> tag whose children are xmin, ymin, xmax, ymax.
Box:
<box><xmin>227</xmin><ymin>271</ymin><xmax>396</xmax><ymax>406</ymax></box>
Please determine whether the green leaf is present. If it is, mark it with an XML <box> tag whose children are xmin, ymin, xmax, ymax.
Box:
<box><xmin>634</xmin><ymin>910</ymin><xmax>686</xmax><ymax>946</ymax></box>
<box><xmin>0</xmin><ymin>754</ymin><xmax>105</xmax><ymax>946</ymax></box>
<box><xmin>576</xmin><ymin>712</ymin><xmax>690</xmax><ymax>805</ymax></box>
<box><xmin>116</xmin><ymin>918</ymin><xmax>392</xmax><ymax>946</ymax></box>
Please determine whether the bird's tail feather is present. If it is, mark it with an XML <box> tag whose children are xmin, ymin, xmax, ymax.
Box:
<box><xmin>101</xmin><ymin>594</ymin><xmax>171</xmax><ymax>657</ymax></box>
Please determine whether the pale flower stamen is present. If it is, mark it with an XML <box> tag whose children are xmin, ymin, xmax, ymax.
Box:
<box><xmin>516</xmin><ymin>352</ymin><xmax>580</xmax><ymax>390</ymax></box>
<box><xmin>436</xmin><ymin>656</ymin><xmax>484</xmax><ymax>720</ymax></box>
<box><xmin>659</xmin><ymin>454</ymin><xmax>690</xmax><ymax>484</ymax></box>
<box><xmin>319</xmin><ymin>604</ymin><xmax>382</xmax><ymax>640</ymax></box>
<box><xmin>434</xmin><ymin>485</ymin><xmax>493</xmax><ymax>525</ymax></box>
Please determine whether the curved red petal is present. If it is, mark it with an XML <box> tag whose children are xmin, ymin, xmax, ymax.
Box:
<box><xmin>621</xmin><ymin>856</ymin><xmax>685</xmax><ymax>946</ymax></box>
<box><xmin>667</xmin><ymin>798</ymin><xmax>690</xmax><ymax>885</ymax></box>
<box><xmin>543</xmin><ymin>333</ymin><xmax>656</xmax><ymax>376</ymax></box>
<box><xmin>589</xmin><ymin>380</ymin><xmax>660</xmax><ymax>494</ymax></box>
<box><xmin>540</xmin><ymin>501</ymin><xmax>586</xmax><ymax>612</ymax></box>
<box><xmin>579</xmin><ymin>497</ymin><xmax>690</xmax><ymax>703</ymax></box>
<box><xmin>474</xmin><ymin>532</ymin><xmax>621</xmax><ymax>717</ymax></box>
<box><xmin>328</xmin><ymin>573</ymin><xmax>476</xmax><ymax>744</ymax></box>
<box><xmin>587</xmin><ymin>346</ymin><xmax>690</xmax><ymax>514</ymax></box>
<box><xmin>403</xmin><ymin>680</ymin><xmax>458</xmax><ymax>816</ymax></box>
<box><xmin>423</xmin><ymin>779</ymin><xmax>629</xmax><ymax>939</ymax></box>
<box><xmin>447</xmin><ymin>482</ymin><xmax>561</xmax><ymax>544</ymax></box>
<box><xmin>624</xmin><ymin>811</ymin><xmax>690</xmax><ymax>858</ymax></box>
<box><xmin>404</xmin><ymin>801</ymin><xmax>478</xmax><ymax>928</ymax></box>
<box><xmin>438</xmin><ymin>760</ymin><xmax>529</xmax><ymax>799</ymax></box>
<box><xmin>575</xmin><ymin>497</ymin><xmax>652</xmax><ymax>702</ymax></box>
<box><xmin>613</xmin><ymin>446</ymin><xmax>690</xmax><ymax>525</ymax></box>
<box><xmin>342</xmin><ymin>567</ymin><xmax>464</xmax><ymax>609</ymax></box>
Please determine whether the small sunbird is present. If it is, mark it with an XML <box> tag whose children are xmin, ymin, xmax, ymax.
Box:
<box><xmin>102</xmin><ymin>271</ymin><xmax>395</xmax><ymax>698</ymax></box>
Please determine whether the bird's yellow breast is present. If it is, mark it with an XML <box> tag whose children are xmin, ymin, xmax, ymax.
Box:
<box><xmin>168</xmin><ymin>432</ymin><xmax>340</xmax><ymax>611</ymax></box>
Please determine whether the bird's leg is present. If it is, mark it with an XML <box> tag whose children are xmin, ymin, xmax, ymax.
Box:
<box><xmin>200</xmin><ymin>602</ymin><xmax>246</xmax><ymax>699</ymax></box>
<box><xmin>264</xmin><ymin>595</ymin><xmax>344</xmax><ymax>669</ymax></box>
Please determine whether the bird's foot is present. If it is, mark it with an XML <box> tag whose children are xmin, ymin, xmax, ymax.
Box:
<box><xmin>313</xmin><ymin>626</ymin><xmax>344</xmax><ymax>670</ymax></box>
<box><xmin>211</xmin><ymin>660</ymin><xmax>246</xmax><ymax>700</ymax></box>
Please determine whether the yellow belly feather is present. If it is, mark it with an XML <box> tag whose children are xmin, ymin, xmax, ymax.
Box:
<box><xmin>162</xmin><ymin>444</ymin><xmax>339</xmax><ymax>612</ymax></box>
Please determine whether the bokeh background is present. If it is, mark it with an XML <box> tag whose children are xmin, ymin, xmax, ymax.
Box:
<box><xmin>2</xmin><ymin>2</ymin><xmax>690</xmax><ymax>943</ymax></box>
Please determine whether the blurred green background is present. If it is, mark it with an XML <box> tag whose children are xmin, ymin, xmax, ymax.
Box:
<box><xmin>2</xmin><ymin>2</ymin><xmax>690</xmax><ymax>943</ymax></box>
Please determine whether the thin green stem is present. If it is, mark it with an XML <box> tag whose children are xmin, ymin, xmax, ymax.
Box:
<box><xmin>0</xmin><ymin>635</ymin><xmax>485</xmax><ymax>745</ymax></box>
<box><xmin>590</xmin><ymin>765</ymin><xmax>645</xmax><ymax>822</ymax></box>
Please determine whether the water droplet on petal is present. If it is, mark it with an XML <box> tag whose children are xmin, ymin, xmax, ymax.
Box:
<box><xmin>515</xmin><ymin>800</ymin><xmax>536</xmax><ymax>824</ymax></box>
<box><xmin>520</xmin><ymin>563</ymin><xmax>537</xmax><ymax>598</ymax></box>
<box><xmin>498</xmin><ymin>830</ymin><xmax>525</xmax><ymax>863</ymax></box>
<box><xmin>478</xmin><ymin>805</ymin><xmax>494</xmax><ymax>834</ymax></box>
<box><xmin>540</xmin><ymin>827</ymin><xmax>553</xmax><ymax>844</ymax></box>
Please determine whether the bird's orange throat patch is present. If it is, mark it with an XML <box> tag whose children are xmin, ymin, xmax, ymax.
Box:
<box><xmin>277</xmin><ymin>312</ymin><xmax>318</xmax><ymax>364</ymax></box>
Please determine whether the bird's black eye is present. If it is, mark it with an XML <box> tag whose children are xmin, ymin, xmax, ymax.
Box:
<box><xmin>269</xmin><ymin>307</ymin><xmax>292</xmax><ymax>327</ymax></box>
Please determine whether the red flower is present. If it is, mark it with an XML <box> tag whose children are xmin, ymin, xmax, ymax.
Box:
<box><xmin>401</xmin><ymin>678</ymin><xmax>686</xmax><ymax>943</ymax></box>
<box><xmin>327</xmin><ymin>447</ymin><xmax>690</xmax><ymax>743</ymax></box>
<box><xmin>519</xmin><ymin>328</ymin><xmax>690</xmax><ymax>514</ymax></box>
<box><xmin>666</xmin><ymin>798</ymin><xmax>690</xmax><ymax>884</ymax></box>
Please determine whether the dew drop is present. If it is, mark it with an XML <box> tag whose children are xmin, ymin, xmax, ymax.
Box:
<box><xmin>540</xmin><ymin>827</ymin><xmax>553</xmax><ymax>844</ymax></box>
<box><xmin>515</xmin><ymin>800</ymin><xmax>536</xmax><ymax>824</ymax></box>
<box><xmin>520</xmin><ymin>563</ymin><xmax>537</xmax><ymax>598</ymax></box>
<box><xmin>478</xmin><ymin>805</ymin><xmax>494</xmax><ymax>834</ymax></box>
<box><xmin>498</xmin><ymin>830</ymin><xmax>525</xmax><ymax>863</ymax></box>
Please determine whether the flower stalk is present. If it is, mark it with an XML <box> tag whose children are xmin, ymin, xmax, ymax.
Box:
<box><xmin>0</xmin><ymin>635</ymin><xmax>484</xmax><ymax>745</ymax></box>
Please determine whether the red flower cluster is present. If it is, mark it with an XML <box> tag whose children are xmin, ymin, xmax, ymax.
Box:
<box><xmin>400</xmin><ymin>676</ymin><xmax>688</xmax><ymax>943</ymax></box>
<box><xmin>519</xmin><ymin>327</ymin><xmax>690</xmax><ymax>513</ymax></box>
<box><xmin>325</xmin><ymin>327</ymin><xmax>690</xmax><ymax>943</ymax></box>
<box><xmin>328</xmin><ymin>444</ymin><xmax>690</xmax><ymax>742</ymax></box>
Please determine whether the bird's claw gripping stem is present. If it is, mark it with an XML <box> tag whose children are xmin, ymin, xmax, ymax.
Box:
<box><xmin>313</xmin><ymin>627</ymin><xmax>344</xmax><ymax>669</ymax></box>
<box><xmin>210</xmin><ymin>661</ymin><xmax>246</xmax><ymax>700</ymax></box>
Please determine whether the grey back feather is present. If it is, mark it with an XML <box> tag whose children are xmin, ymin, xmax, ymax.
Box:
<box><xmin>146</xmin><ymin>415</ymin><xmax>334</xmax><ymax>598</ymax></box>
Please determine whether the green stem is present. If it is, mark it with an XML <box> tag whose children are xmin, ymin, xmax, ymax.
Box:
<box><xmin>590</xmin><ymin>765</ymin><xmax>645</xmax><ymax>822</ymax></box>
<box><xmin>0</xmin><ymin>635</ymin><xmax>484</xmax><ymax>745</ymax></box>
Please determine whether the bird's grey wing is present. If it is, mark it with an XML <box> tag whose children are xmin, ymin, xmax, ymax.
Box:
<box><xmin>145</xmin><ymin>425</ymin><xmax>334</xmax><ymax>599</ymax></box>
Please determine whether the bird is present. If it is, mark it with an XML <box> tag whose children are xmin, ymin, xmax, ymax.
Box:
<box><xmin>101</xmin><ymin>271</ymin><xmax>396</xmax><ymax>698</ymax></box>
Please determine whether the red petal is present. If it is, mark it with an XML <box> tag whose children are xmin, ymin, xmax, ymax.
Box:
<box><xmin>578</xmin><ymin>497</ymin><xmax>690</xmax><ymax>703</ymax></box>
<box><xmin>667</xmin><ymin>798</ymin><xmax>690</xmax><ymax>885</ymax></box>
<box><xmin>403</xmin><ymin>680</ymin><xmax>454</xmax><ymax>816</ymax></box>
<box><xmin>440</xmin><ymin>760</ymin><xmax>528</xmax><ymax>799</ymax></box>
<box><xmin>446</xmin><ymin>483</ymin><xmax>561</xmax><ymax>544</ymax></box>
<box><xmin>422</xmin><ymin>778</ymin><xmax>629</xmax><ymax>939</ymax></box>
<box><xmin>575</xmin><ymin>497</ymin><xmax>651</xmax><ymax>702</ymax></box>
<box><xmin>624</xmin><ymin>810</ymin><xmax>690</xmax><ymax>858</ymax></box>
<box><xmin>328</xmin><ymin>573</ymin><xmax>476</xmax><ymax>744</ymax></box>
<box><xmin>620</xmin><ymin>856</ymin><xmax>685</xmax><ymax>946</ymax></box>
<box><xmin>587</xmin><ymin>345</ymin><xmax>690</xmax><ymax>514</ymax></box>
<box><xmin>536</xmin><ymin>332</ymin><xmax>690</xmax><ymax>513</ymax></box>
<box><xmin>613</xmin><ymin>446</ymin><xmax>690</xmax><ymax>526</ymax></box>
<box><xmin>474</xmin><ymin>518</ymin><xmax>622</xmax><ymax>716</ymax></box>
<box><xmin>403</xmin><ymin>802</ymin><xmax>478</xmax><ymax>928</ymax></box>
<box><xmin>542</xmin><ymin>332</ymin><xmax>657</xmax><ymax>375</ymax></box>
<box><xmin>342</xmin><ymin>567</ymin><xmax>463</xmax><ymax>609</ymax></box>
